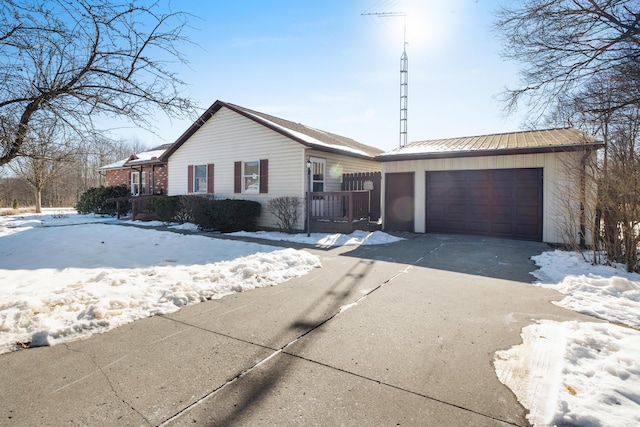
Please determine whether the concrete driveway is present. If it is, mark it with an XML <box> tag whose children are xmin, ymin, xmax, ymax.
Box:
<box><xmin>0</xmin><ymin>233</ymin><xmax>596</xmax><ymax>426</ymax></box>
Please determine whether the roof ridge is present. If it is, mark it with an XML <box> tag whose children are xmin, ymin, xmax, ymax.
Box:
<box><xmin>223</xmin><ymin>101</ymin><xmax>383</xmax><ymax>157</ymax></box>
<box><xmin>409</xmin><ymin>127</ymin><xmax>579</xmax><ymax>144</ymax></box>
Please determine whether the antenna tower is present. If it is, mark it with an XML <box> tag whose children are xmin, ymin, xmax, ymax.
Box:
<box><xmin>362</xmin><ymin>11</ymin><xmax>408</xmax><ymax>147</ymax></box>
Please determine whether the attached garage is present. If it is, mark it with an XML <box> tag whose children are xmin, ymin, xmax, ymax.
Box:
<box><xmin>378</xmin><ymin>128</ymin><xmax>603</xmax><ymax>245</ymax></box>
<box><xmin>426</xmin><ymin>168</ymin><xmax>542</xmax><ymax>241</ymax></box>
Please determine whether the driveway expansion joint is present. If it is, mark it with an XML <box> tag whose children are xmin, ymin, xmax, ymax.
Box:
<box><xmin>281</xmin><ymin>351</ymin><xmax>526</xmax><ymax>427</ymax></box>
<box><xmin>60</xmin><ymin>344</ymin><xmax>152</xmax><ymax>426</ymax></box>
<box><xmin>159</xmin><ymin>255</ymin><xmax>450</xmax><ymax>425</ymax></box>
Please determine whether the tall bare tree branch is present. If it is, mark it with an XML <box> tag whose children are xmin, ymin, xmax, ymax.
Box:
<box><xmin>0</xmin><ymin>0</ymin><xmax>197</xmax><ymax>166</ymax></box>
<box><xmin>494</xmin><ymin>0</ymin><xmax>640</xmax><ymax>118</ymax></box>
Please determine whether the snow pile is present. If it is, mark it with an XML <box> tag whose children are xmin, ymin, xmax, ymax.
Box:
<box><xmin>495</xmin><ymin>249</ymin><xmax>640</xmax><ymax>427</ymax></box>
<box><xmin>0</xmin><ymin>213</ymin><xmax>320</xmax><ymax>354</ymax></box>
<box><xmin>532</xmin><ymin>250</ymin><xmax>640</xmax><ymax>327</ymax></box>
<box><xmin>228</xmin><ymin>230</ymin><xmax>404</xmax><ymax>246</ymax></box>
<box><xmin>496</xmin><ymin>320</ymin><xmax>640</xmax><ymax>427</ymax></box>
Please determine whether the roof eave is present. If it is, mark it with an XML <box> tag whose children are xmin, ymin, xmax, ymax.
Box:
<box><xmin>305</xmin><ymin>144</ymin><xmax>378</xmax><ymax>160</ymax></box>
<box><xmin>160</xmin><ymin>101</ymin><xmax>226</xmax><ymax>161</ymax></box>
<box><xmin>102</xmin><ymin>159</ymin><xmax>166</xmax><ymax>170</ymax></box>
<box><xmin>224</xmin><ymin>103</ymin><xmax>383</xmax><ymax>159</ymax></box>
<box><xmin>162</xmin><ymin>100</ymin><xmax>381</xmax><ymax>161</ymax></box>
<box><xmin>376</xmin><ymin>142</ymin><xmax>605</xmax><ymax>162</ymax></box>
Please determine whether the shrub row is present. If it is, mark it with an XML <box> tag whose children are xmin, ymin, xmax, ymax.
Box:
<box><xmin>76</xmin><ymin>185</ymin><xmax>130</xmax><ymax>215</ymax></box>
<box><xmin>76</xmin><ymin>187</ymin><xmax>262</xmax><ymax>232</ymax></box>
<box><xmin>192</xmin><ymin>199</ymin><xmax>261</xmax><ymax>232</ymax></box>
<box><xmin>155</xmin><ymin>195</ymin><xmax>261</xmax><ymax>232</ymax></box>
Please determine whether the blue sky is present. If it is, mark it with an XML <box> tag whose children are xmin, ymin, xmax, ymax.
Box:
<box><xmin>125</xmin><ymin>0</ymin><xmax>525</xmax><ymax>152</ymax></box>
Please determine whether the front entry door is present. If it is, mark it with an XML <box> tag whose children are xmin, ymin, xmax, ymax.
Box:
<box><xmin>385</xmin><ymin>172</ymin><xmax>415</xmax><ymax>232</ymax></box>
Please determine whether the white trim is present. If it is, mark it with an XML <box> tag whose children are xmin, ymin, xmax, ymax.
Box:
<box><xmin>309</xmin><ymin>156</ymin><xmax>326</xmax><ymax>192</ymax></box>
<box><xmin>194</xmin><ymin>164</ymin><xmax>207</xmax><ymax>193</ymax></box>
<box><xmin>242</xmin><ymin>160</ymin><xmax>260</xmax><ymax>194</ymax></box>
<box><xmin>131</xmin><ymin>172</ymin><xmax>140</xmax><ymax>196</ymax></box>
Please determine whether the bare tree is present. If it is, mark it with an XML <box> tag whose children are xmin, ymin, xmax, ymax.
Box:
<box><xmin>0</xmin><ymin>0</ymin><xmax>196</xmax><ymax>166</ymax></box>
<box><xmin>545</xmin><ymin>74</ymin><xmax>640</xmax><ymax>272</ymax></box>
<box><xmin>8</xmin><ymin>120</ymin><xmax>76</xmax><ymax>212</ymax></box>
<box><xmin>494</xmin><ymin>0</ymin><xmax>640</xmax><ymax>117</ymax></box>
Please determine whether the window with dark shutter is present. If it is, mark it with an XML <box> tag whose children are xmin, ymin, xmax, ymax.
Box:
<box><xmin>235</xmin><ymin>159</ymin><xmax>269</xmax><ymax>194</ymax></box>
<box><xmin>207</xmin><ymin>164</ymin><xmax>214</xmax><ymax>194</ymax></box>
<box><xmin>259</xmin><ymin>159</ymin><xmax>268</xmax><ymax>193</ymax></box>
<box><xmin>234</xmin><ymin>161</ymin><xmax>241</xmax><ymax>193</ymax></box>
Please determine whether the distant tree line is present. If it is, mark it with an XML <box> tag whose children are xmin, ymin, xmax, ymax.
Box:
<box><xmin>0</xmin><ymin>138</ymin><xmax>148</xmax><ymax>209</ymax></box>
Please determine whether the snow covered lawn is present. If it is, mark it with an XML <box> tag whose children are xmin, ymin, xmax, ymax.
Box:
<box><xmin>495</xmin><ymin>249</ymin><xmax>640</xmax><ymax>427</ymax></box>
<box><xmin>0</xmin><ymin>212</ymin><xmax>320</xmax><ymax>354</ymax></box>
<box><xmin>0</xmin><ymin>211</ymin><xmax>403</xmax><ymax>355</ymax></box>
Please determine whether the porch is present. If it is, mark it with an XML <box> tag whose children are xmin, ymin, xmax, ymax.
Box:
<box><xmin>106</xmin><ymin>195</ymin><xmax>160</xmax><ymax>221</ymax></box>
<box><xmin>306</xmin><ymin>190</ymin><xmax>381</xmax><ymax>233</ymax></box>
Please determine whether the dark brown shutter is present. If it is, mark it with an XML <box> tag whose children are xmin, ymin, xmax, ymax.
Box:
<box><xmin>259</xmin><ymin>159</ymin><xmax>268</xmax><ymax>194</ymax></box>
<box><xmin>207</xmin><ymin>163</ymin><xmax>214</xmax><ymax>194</ymax></box>
<box><xmin>234</xmin><ymin>161</ymin><xmax>241</xmax><ymax>193</ymax></box>
<box><xmin>187</xmin><ymin>165</ymin><xmax>193</xmax><ymax>193</ymax></box>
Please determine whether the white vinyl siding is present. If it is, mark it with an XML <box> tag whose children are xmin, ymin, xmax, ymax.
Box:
<box><xmin>381</xmin><ymin>151</ymin><xmax>596</xmax><ymax>245</ymax></box>
<box><xmin>168</xmin><ymin>106</ymin><xmax>382</xmax><ymax>230</ymax></box>
<box><xmin>169</xmin><ymin>108</ymin><xmax>308</xmax><ymax>229</ymax></box>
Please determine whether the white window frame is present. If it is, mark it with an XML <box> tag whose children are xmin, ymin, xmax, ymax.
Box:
<box><xmin>194</xmin><ymin>164</ymin><xmax>207</xmax><ymax>193</ymax></box>
<box><xmin>310</xmin><ymin>157</ymin><xmax>326</xmax><ymax>192</ymax></box>
<box><xmin>131</xmin><ymin>171</ymin><xmax>140</xmax><ymax>196</ymax></box>
<box><xmin>243</xmin><ymin>160</ymin><xmax>260</xmax><ymax>194</ymax></box>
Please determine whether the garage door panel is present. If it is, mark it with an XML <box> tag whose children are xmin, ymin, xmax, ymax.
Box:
<box><xmin>517</xmin><ymin>188</ymin><xmax>540</xmax><ymax>199</ymax></box>
<box><xmin>517</xmin><ymin>206</ymin><xmax>540</xmax><ymax>216</ymax></box>
<box><xmin>470</xmin><ymin>205</ymin><xmax>490</xmax><ymax>216</ymax></box>
<box><xmin>467</xmin><ymin>221</ymin><xmax>491</xmax><ymax>233</ymax></box>
<box><xmin>426</xmin><ymin>168</ymin><xmax>542</xmax><ymax>241</ymax></box>
<box><xmin>472</xmin><ymin>188</ymin><xmax>491</xmax><ymax>199</ymax></box>
<box><xmin>517</xmin><ymin>169</ymin><xmax>541</xmax><ymax>180</ymax></box>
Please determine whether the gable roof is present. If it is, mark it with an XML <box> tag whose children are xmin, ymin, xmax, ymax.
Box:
<box><xmin>377</xmin><ymin>128</ymin><xmax>603</xmax><ymax>161</ymax></box>
<box><xmin>161</xmin><ymin>100</ymin><xmax>383</xmax><ymax>161</ymax></box>
<box><xmin>100</xmin><ymin>143</ymin><xmax>171</xmax><ymax>170</ymax></box>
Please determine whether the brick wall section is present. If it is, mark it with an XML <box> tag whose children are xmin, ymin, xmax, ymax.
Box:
<box><xmin>153</xmin><ymin>165</ymin><xmax>168</xmax><ymax>195</ymax></box>
<box><xmin>104</xmin><ymin>165</ymin><xmax>168</xmax><ymax>195</ymax></box>
<box><xmin>105</xmin><ymin>169</ymin><xmax>130</xmax><ymax>188</ymax></box>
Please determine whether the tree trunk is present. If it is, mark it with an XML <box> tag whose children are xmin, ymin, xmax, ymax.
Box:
<box><xmin>35</xmin><ymin>187</ymin><xmax>42</xmax><ymax>213</ymax></box>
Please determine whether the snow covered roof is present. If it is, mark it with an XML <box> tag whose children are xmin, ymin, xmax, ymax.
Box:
<box><xmin>99</xmin><ymin>144</ymin><xmax>171</xmax><ymax>170</ymax></box>
<box><xmin>377</xmin><ymin>128</ymin><xmax>603</xmax><ymax>161</ymax></box>
<box><xmin>161</xmin><ymin>100</ymin><xmax>383</xmax><ymax>160</ymax></box>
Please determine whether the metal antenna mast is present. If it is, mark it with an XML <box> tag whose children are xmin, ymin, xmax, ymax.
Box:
<box><xmin>362</xmin><ymin>11</ymin><xmax>408</xmax><ymax>147</ymax></box>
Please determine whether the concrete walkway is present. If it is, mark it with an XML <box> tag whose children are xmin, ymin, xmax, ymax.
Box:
<box><xmin>0</xmin><ymin>234</ymin><xmax>596</xmax><ymax>426</ymax></box>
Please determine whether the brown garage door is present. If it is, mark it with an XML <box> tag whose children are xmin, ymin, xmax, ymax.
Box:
<box><xmin>426</xmin><ymin>168</ymin><xmax>543</xmax><ymax>241</ymax></box>
<box><xmin>385</xmin><ymin>172</ymin><xmax>415</xmax><ymax>232</ymax></box>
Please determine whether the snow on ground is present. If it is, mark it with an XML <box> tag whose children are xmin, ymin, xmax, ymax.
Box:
<box><xmin>495</xmin><ymin>249</ymin><xmax>640</xmax><ymax>427</ymax></box>
<box><xmin>229</xmin><ymin>229</ymin><xmax>404</xmax><ymax>246</ymax></box>
<box><xmin>0</xmin><ymin>211</ymin><xmax>319</xmax><ymax>354</ymax></box>
<box><xmin>0</xmin><ymin>210</ymin><xmax>401</xmax><ymax>355</ymax></box>
<box><xmin>531</xmin><ymin>250</ymin><xmax>640</xmax><ymax>328</ymax></box>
